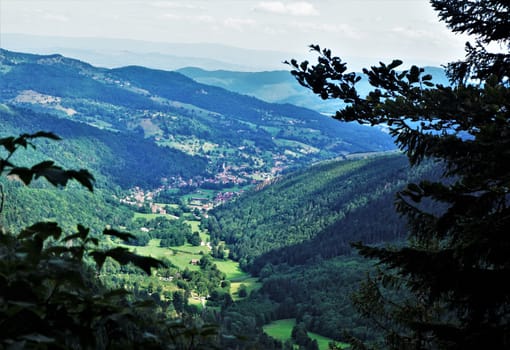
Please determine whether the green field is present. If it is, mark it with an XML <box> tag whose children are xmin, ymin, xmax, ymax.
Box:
<box><xmin>184</xmin><ymin>220</ymin><xmax>209</xmax><ymax>241</ymax></box>
<box><xmin>122</xmin><ymin>239</ymin><xmax>201</xmax><ymax>271</ymax></box>
<box><xmin>263</xmin><ymin>319</ymin><xmax>296</xmax><ymax>342</ymax></box>
<box><xmin>120</xmin><ymin>217</ymin><xmax>259</xmax><ymax>302</ymax></box>
<box><xmin>122</xmin><ymin>239</ymin><xmax>252</xmax><ymax>282</ymax></box>
<box><xmin>181</xmin><ymin>189</ymin><xmax>217</xmax><ymax>203</ymax></box>
<box><xmin>263</xmin><ymin>319</ymin><xmax>349</xmax><ymax>350</ymax></box>
<box><xmin>230</xmin><ymin>277</ymin><xmax>261</xmax><ymax>299</ymax></box>
<box><xmin>133</xmin><ymin>212</ymin><xmax>178</xmax><ymax>220</ymax></box>
<box><xmin>213</xmin><ymin>259</ymin><xmax>246</xmax><ymax>280</ymax></box>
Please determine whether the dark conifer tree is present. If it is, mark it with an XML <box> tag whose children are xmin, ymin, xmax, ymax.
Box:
<box><xmin>287</xmin><ymin>1</ymin><xmax>510</xmax><ymax>348</ymax></box>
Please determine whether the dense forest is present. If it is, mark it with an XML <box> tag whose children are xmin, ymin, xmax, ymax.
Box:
<box><xmin>0</xmin><ymin>106</ymin><xmax>208</xmax><ymax>188</ymax></box>
<box><xmin>207</xmin><ymin>154</ymin><xmax>439</xmax><ymax>271</ymax></box>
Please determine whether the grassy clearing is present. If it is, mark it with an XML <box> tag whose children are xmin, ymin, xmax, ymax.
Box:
<box><xmin>125</xmin><ymin>241</ymin><xmax>250</xmax><ymax>283</ymax></box>
<box><xmin>181</xmin><ymin>189</ymin><xmax>217</xmax><ymax>203</ymax></box>
<box><xmin>122</xmin><ymin>239</ymin><xmax>201</xmax><ymax>271</ymax></box>
<box><xmin>174</xmin><ymin>243</ymin><xmax>208</xmax><ymax>255</ymax></box>
<box><xmin>125</xmin><ymin>239</ymin><xmax>167</xmax><ymax>257</ymax></box>
<box><xmin>263</xmin><ymin>319</ymin><xmax>349</xmax><ymax>350</ymax></box>
<box><xmin>166</xmin><ymin>250</ymin><xmax>201</xmax><ymax>271</ymax></box>
<box><xmin>133</xmin><ymin>212</ymin><xmax>178</xmax><ymax>221</ymax></box>
<box><xmin>263</xmin><ymin>319</ymin><xmax>296</xmax><ymax>342</ymax></box>
<box><xmin>230</xmin><ymin>277</ymin><xmax>261</xmax><ymax>300</ymax></box>
<box><xmin>163</xmin><ymin>137</ymin><xmax>218</xmax><ymax>155</ymax></box>
<box><xmin>155</xmin><ymin>202</ymin><xmax>178</xmax><ymax>208</ymax></box>
<box><xmin>109</xmin><ymin>273</ymin><xmax>179</xmax><ymax>297</ymax></box>
<box><xmin>185</xmin><ymin>220</ymin><xmax>201</xmax><ymax>232</ymax></box>
<box><xmin>184</xmin><ymin>219</ymin><xmax>210</xmax><ymax>245</ymax></box>
<box><xmin>214</xmin><ymin>259</ymin><xmax>247</xmax><ymax>280</ymax></box>
<box><xmin>188</xmin><ymin>297</ymin><xmax>205</xmax><ymax>310</ymax></box>
<box><xmin>260</xmin><ymin>126</ymin><xmax>281</xmax><ymax>136</ymax></box>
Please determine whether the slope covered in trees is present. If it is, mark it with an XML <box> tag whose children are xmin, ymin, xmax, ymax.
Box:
<box><xmin>208</xmin><ymin>153</ymin><xmax>438</xmax><ymax>271</ymax></box>
<box><xmin>0</xmin><ymin>106</ymin><xmax>207</xmax><ymax>189</ymax></box>
<box><xmin>206</xmin><ymin>154</ymin><xmax>439</xmax><ymax>346</ymax></box>
<box><xmin>0</xmin><ymin>132</ymin><xmax>224</xmax><ymax>349</ymax></box>
<box><xmin>0</xmin><ymin>48</ymin><xmax>395</xmax><ymax>184</ymax></box>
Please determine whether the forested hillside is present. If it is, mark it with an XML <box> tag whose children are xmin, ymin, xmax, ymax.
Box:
<box><xmin>0</xmin><ymin>106</ymin><xmax>207</xmax><ymax>189</ymax></box>
<box><xmin>207</xmin><ymin>154</ymin><xmax>440</xmax><ymax>345</ymax></box>
<box><xmin>207</xmin><ymin>154</ymin><xmax>439</xmax><ymax>271</ymax></box>
<box><xmin>0</xmin><ymin>49</ymin><xmax>395</xmax><ymax>189</ymax></box>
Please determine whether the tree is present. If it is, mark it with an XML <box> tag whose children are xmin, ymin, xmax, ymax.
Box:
<box><xmin>238</xmin><ymin>284</ymin><xmax>248</xmax><ymax>298</ymax></box>
<box><xmin>0</xmin><ymin>132</ymin><xmax>220</xmax><ymax>349</ymax></box>
<box><xmin>173</xmin><ymin>290</ymin><xmax>186</xmax><ymax>314</ymax></box>
<box><xmin>287</xmin><ymin>1</ymin><xmax>510</xmax><ymax>349</ymax></box>
<box><xmin>189</xmin><ymin>231</ymin><xmax>202</xmax><ymax>246</ymax></box>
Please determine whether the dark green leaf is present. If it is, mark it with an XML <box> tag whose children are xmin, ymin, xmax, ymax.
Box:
<box><xmin>91</xmin><ymin>247</ymin><xmax>166</xmax><ymax>275</ymax></box>
<box><xmin>103</xmin><ymin>229</ymin><xmax>136</xmax><ymax>242</ymax></box>
<box><xmin>19</xmin><ymin>222</ymin><xmax>62</xmax><ymax>240</ymax></box>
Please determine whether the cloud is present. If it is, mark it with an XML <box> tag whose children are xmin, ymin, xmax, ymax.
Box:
<box><xmin>193</xmin><ymin>15</ymin><xmax>216</xmax><ymax>23</ymax></box>
<box><xmin>255</xmin><ymin>1</ymin><xmax>319</xmax><ymax>16</ymax></box>
<box><xmin>391</xmin><ymin>26</ymin><xmax>437</xmax><ymax>40</ymax></box>
<box><xmin>223</xmin><ymin>18</ymin><xmax>256</xmax><ymax>31</ymax></box>
<box><xmin>43</xmin><ymin>13</ymin><xmax>70</xmax><ymax>22</ymax></box>
<box><xmin>150</xmin><ymin>1</ymin><xmax>205</xmax><ymax>10</ymax></box>
<box><xmin>161</xmin><ymin>14</ymin><xmax>215</xmax><ymax>23</ymax></box>
<box><xmin>290</xmin><ymin>21</ymin><xmax>360</xmax><ymax>38</ymax></box>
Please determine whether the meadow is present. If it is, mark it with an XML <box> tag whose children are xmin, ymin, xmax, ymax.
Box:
<box><xmin>263</xmin><ymin>319</ymin><xmax>349</xmax><ymax>350</ymax></box>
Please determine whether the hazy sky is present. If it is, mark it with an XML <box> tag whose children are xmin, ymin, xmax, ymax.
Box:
<box><xmin>1</xmin><ymin>0</ymin><xmax>469</xmax><ymax>66</ymax></box>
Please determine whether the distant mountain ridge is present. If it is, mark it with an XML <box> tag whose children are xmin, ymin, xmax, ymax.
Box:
<box><xmin>1</xmin><ymin>33</ymin><xmax>295</xmax><ymax>71</ymax></box>
<box><xmin>0</xmin><ymin>48</ymin><xmax>395</xmax><ymax>189</ymax></box>
<box><xmin>178</xmin><ymin>66</ymin><xmax>450</xmax><ymax>115</ymax></box>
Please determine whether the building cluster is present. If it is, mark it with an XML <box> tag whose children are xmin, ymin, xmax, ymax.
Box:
<box><xmin>118</xmin><ymin>156</ymin><xmax>288</xmax><ymax>215</ymax></box>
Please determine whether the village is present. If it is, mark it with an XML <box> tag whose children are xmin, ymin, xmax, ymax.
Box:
<box><xmin>119</xmin><ymin>156</ymin><xmax>287</xmax><ymax>216</ymax></box>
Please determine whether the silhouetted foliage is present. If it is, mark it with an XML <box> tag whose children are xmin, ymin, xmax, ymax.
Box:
<box><xmin>0</xmin><ymin>132</ymin><xmax>220</xmax><ymax>349</ymax></box>
<box><xmin>288</xmin><ymin>1</ymin><xmax>510</xmax><ymax>348</ymax></box>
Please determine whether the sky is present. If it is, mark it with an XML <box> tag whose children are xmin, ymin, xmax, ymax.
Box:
<box><xmin>0</xmin><ymin>0</ymin><xmax>470</xmax><ymax>68</ymax></box>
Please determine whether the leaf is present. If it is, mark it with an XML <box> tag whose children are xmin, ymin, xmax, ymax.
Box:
<box><xmin>32</xmin><ymin>163</ymin><xmax>69</xmax><ymax>187</ymax></box>
<box><xmin>103</xmin><ymin>229</ymin><xmax>136</xmax><ymax>242</ymax></box>
<box><xmin>388</xmin><ymin>59</ymin><xmax>403</xmax><ymax>70</ymax></box>
<box><xmin>8</xmin><ymin>167</ymin><xmax>34</xmax><ymax>185</ymax></box>
<box><xmin>25</xmin><ymin>161</ymin><xmax>95</xmax><ymax>192</ymax></box>
<box><xmin>422</xmin><ymin>74</ymin><xmax>433</xmax><ymax>81</ymax></box>
<box><xmin>64</xmin><ymin>224</ymin><xmax>90</xmax><ymax>242</ymax></box>
<box><xmin>21</xmin><ymin>334</ymin><xmax>55</xmax><ymax>343</ymax></box>
<box><xmin>90</xmin><ymin>251</ymin><xmax>108</xmax><ymax>271</ymax></box>
<box><xmin>0</xmin><ymin>136</ymin><xmax>16</xmax><ymax>154</ymax></box>
<box><xmin>19</xmin><ymin>222</ymin><xmax>62</xmax><ymax>241</ymax></box>
<box><xmin>91</xmin><ymin>247</ymin><xmax>166</xmax><ymax>275</ymax></box>
<box><xmin>142</xmin><ymin>332</ymin><xmax>159</xmax><ymax>341</ymax></box>
<box><xmin>66</xmin><ymin>169</ymin><xmax>95</xmax><ymax>192</ymax></box>
<box><xmin>28</xmin><ymin>131</ymin><xmax>61</xmax><ymax>141</ymax></box>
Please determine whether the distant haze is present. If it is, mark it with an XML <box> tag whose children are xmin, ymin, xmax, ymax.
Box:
<box><xmin>0</xmin><ymin>34</ymin><xmax>294</xmax><ymax>71</ymax></box>
<box><xmin>0</xmin><ymin>0</ymin><xmax>469</xmax><ymax>71</ymax></box>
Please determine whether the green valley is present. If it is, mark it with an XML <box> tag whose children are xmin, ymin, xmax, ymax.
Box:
<box><xmin>0</xmin><ymin>48</ymin><xmax>395</xmax><ymax>193</ymax></box>
<box><xmin>2</xmin><ymin>1</ymin><xmax>509</xmax><ymax>349</ymax></box>
<box><xmin>0</xmin><ymin>50</ymin><xmax>439</xmax><ymax>349</ymax></box>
